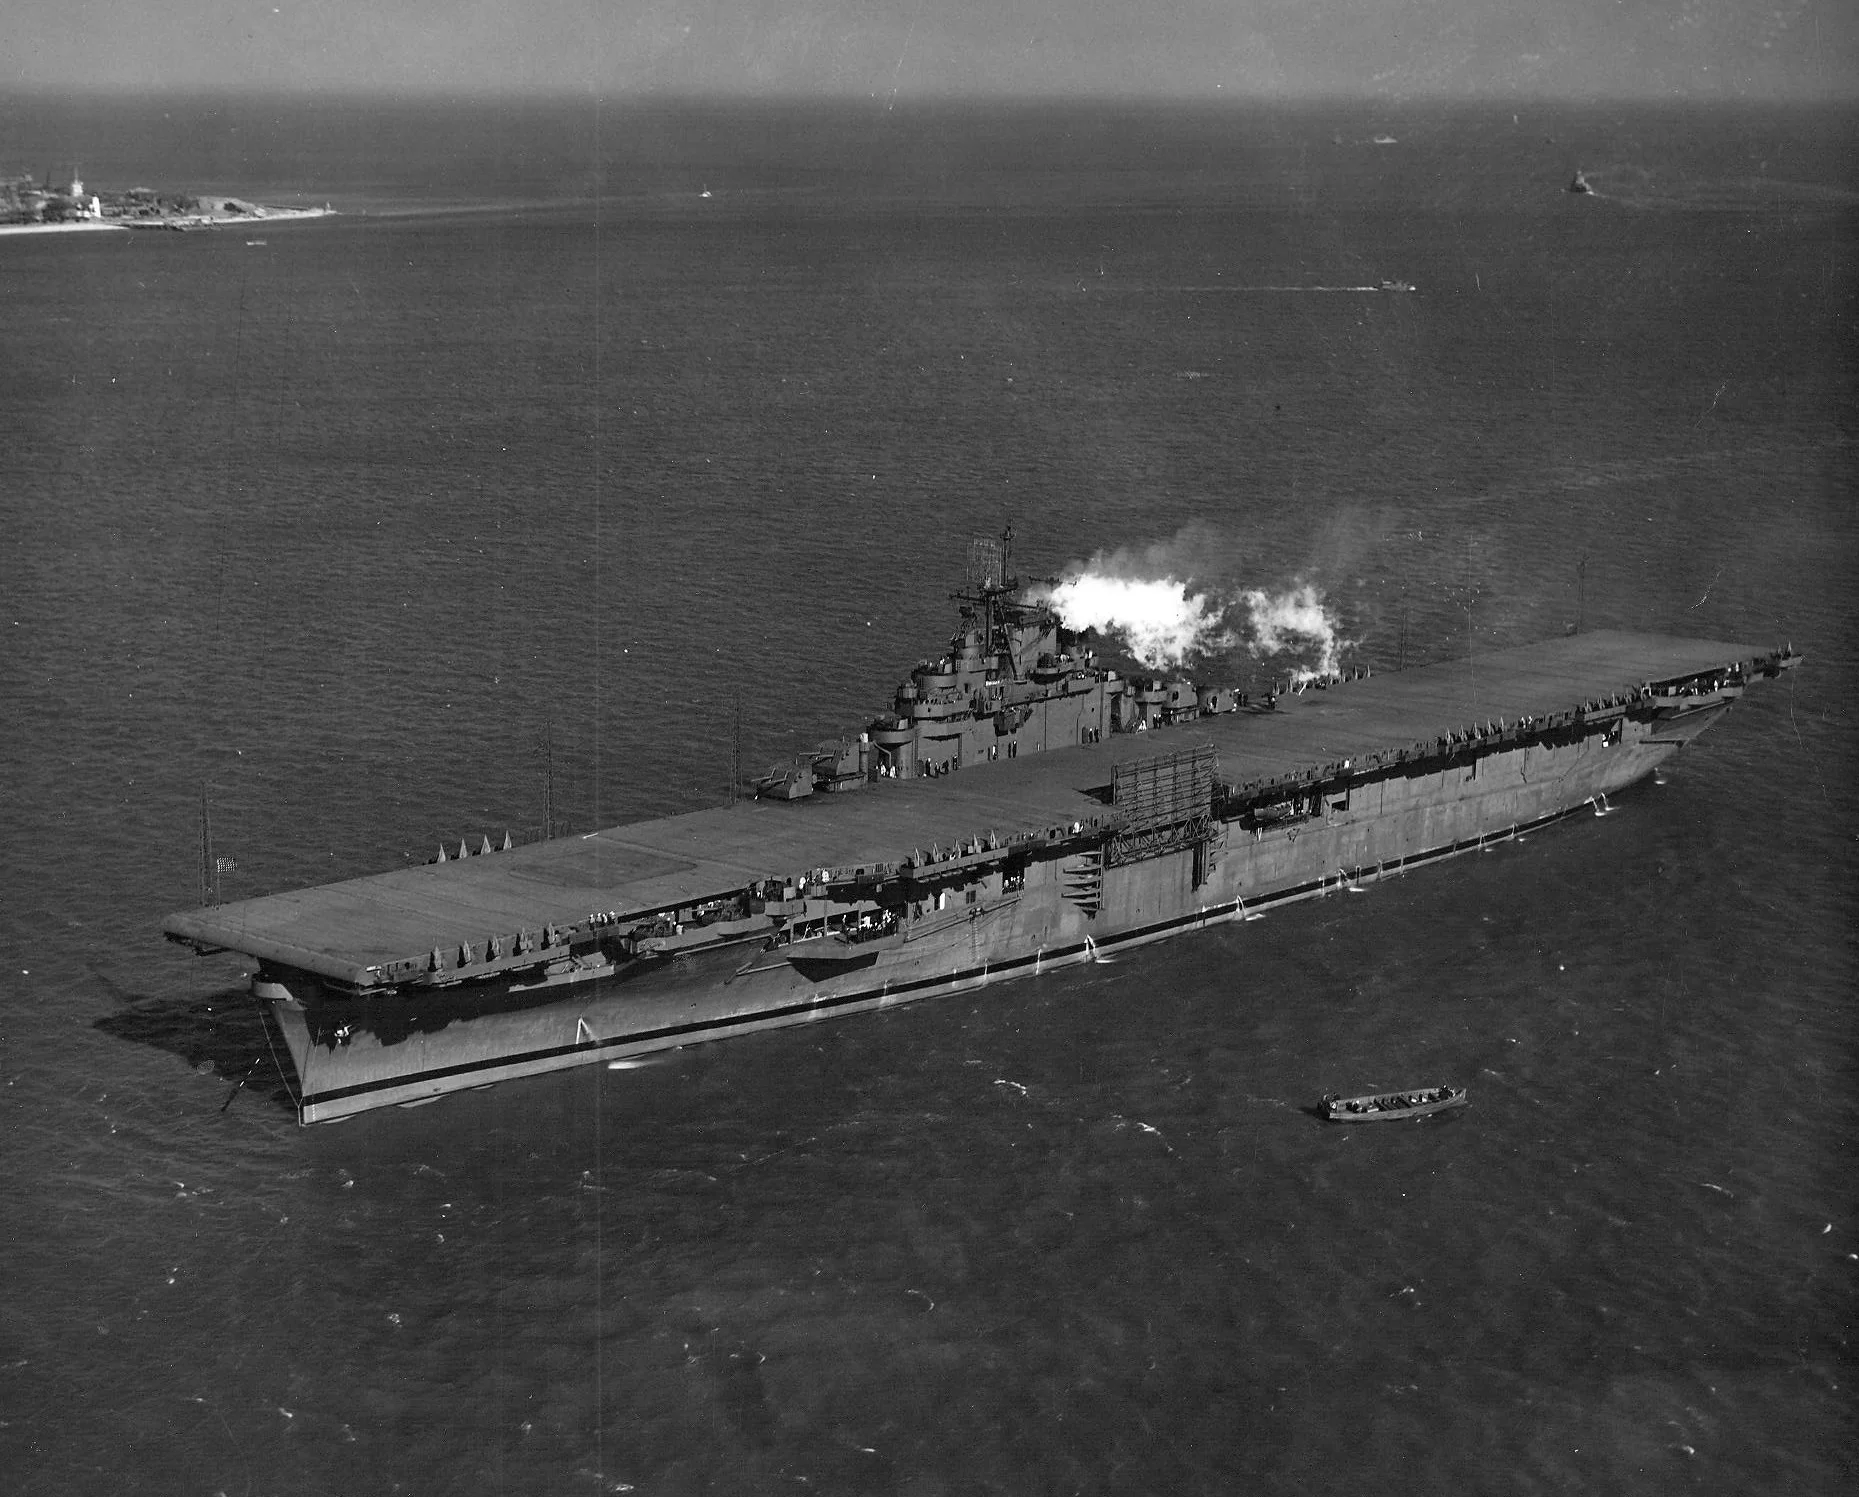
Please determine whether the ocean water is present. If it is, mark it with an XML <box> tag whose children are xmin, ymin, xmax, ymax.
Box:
<box><xmin>2</xmin><ymin>97</ymin><xmax>1855</xmax><ymax>1494</ymax></box>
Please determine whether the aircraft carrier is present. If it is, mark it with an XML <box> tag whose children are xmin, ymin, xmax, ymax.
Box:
<box><xmin>162</xmin><ymin>542</ymin><xmax>1800</xmax><ymax>1123</ymax></box>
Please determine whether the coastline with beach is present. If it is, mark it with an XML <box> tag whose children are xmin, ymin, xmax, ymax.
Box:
<box><xmin>0</xmin><ymin>204</ymin><xmax>336</xmax><ymax>236</ymax></box>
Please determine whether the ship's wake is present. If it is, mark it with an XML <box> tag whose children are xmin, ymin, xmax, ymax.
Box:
<box><xmin>1030</xmin><ymin>540</ymin><xmax>1351</xmax><ymax>679</ymax></box>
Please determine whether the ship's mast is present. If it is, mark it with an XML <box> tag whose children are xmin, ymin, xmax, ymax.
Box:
<box><xmin>199</xmin><ymin>784</ymin><xmax>216</xmax><ymax>906</ymax></box>
<box><xmin>729</xmin><ymin>692</ymin><xmax>743</xmax><ymax>805</ymax></box>
<box><xmin>959</xmin><ymin>528</ymin><xmax>1011</xmax><ymax>657</ymax></box>
<box><xmin>536</xmin><ymin>722</ymin><xmax>556</xmax><ymax>838</ymax></box>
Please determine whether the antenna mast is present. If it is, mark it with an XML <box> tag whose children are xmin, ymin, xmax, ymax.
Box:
<box><xmin>199</xmin><ymin>784</ymin><xmax>217</xmax><ymax>906</ymax></box>
<box><xmin>729</xmin><ymin>693</ymin><xmax>743</xmax><ymax>805</ymax></box>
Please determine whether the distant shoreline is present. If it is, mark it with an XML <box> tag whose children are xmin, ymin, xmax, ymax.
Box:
<box><xmin>0</xmin><ymin>205</ymin><xmax>336</xmax><ymax>238</ymax></box>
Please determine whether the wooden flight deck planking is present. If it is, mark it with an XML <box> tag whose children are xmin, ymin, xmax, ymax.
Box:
<box><xmin>165</xmin><ymin>630</ymin><xmax>1777</xmax><ymax>986</ymax></box>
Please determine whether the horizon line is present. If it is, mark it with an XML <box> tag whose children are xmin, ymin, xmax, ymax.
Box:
<box><xmin>2</xmin><ymin>84</ymin><xmax>1856</xmax><ymax>108</ymax></box>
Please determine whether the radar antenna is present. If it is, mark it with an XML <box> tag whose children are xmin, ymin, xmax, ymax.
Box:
<box><xmin>966</xmin><ymin>534</ymin><xmax>1003</xmax><ymax>593</ymax></box>
<box><xmin>959</xmin><ymin>525</ymin><xmax>1022</xmax><ymax>651</ymax></box>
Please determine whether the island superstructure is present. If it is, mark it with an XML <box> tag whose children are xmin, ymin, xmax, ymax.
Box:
<box><xmin>162</xmin><ymin>541</ymin><xmax>1800</xmax><ymax>1124</ymax></box>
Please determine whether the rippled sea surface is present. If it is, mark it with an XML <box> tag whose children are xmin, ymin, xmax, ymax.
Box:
<box><xmin>2</xmin><ymin>98</ymin><xmax>1855</xmax><ymax>1495</ymax></box>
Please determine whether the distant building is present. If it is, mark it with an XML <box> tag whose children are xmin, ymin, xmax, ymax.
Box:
<box><xmin>43</xmin><ymin>192</ymin><xmax>99</xmax><ymax>221</ymax></box>
<box><xmin>40</xmin><ymin>168</ymin><xmax>102</xmax><ymax>221</ymax></box>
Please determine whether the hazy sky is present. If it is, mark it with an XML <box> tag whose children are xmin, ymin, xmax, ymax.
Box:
<box><xmin>3</xmin><ymin>1</ymin><xmax>1853</xmax><ymax>99</ymax></box>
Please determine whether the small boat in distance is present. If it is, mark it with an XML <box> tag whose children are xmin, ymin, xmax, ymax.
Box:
<box><xmin>1567</xmin><ymin>171</ymin><xmax>1593</xmax><ymax>195</ymax></box>
<box><xmin>1322</xmin><ymin>1084</ymin><xmax>1467</xmax><ymax>1122</ymax></box>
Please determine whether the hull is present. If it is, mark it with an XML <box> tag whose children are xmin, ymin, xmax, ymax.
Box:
<box><xmin>269</xmin><ymin>717</ymin><xmax>1680</xmax><ymax>1123</ymax></box>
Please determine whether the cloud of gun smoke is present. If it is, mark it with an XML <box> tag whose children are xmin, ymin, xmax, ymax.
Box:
<box><xmin>1031</xmin><ymin>531</ymin><xmax>1350</xmax><ymax>676</ymax></box>
<box><xmin>1037</xmin><ymin>572</ymin><xmax>1231</xmax><ymax>668</ymax></box>
<box><xmin>1241</xmin><ymin>582</ymin><xmax>1347</xmax><ymax>676</ymax></box>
